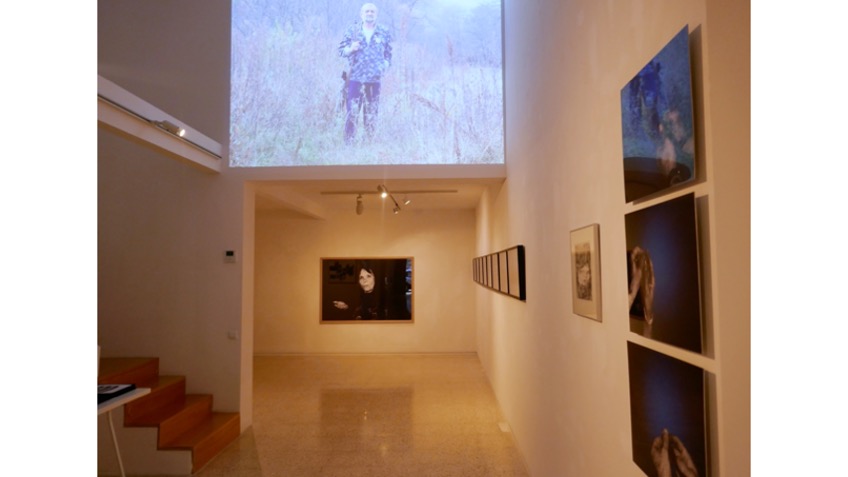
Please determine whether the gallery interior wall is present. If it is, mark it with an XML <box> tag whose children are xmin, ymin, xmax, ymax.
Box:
<box><xmin>97</xmin><ymin>0</ymin><xmax>249</xmax><ymax>427</ymax></box>
<box><xmin>476</xmin><ymin>0</ymin><xmax>749</xmax><ymax>476</ymax></box>
<box><xmin>254</xmin><ymin>208</ymin><xmax>477</xmax><ymax>354</ymax></box>
<box><xmin>98</xmin><ymin>132</ymin><xmax>244</xmax><ymax>415</ymax></box>
<box><xmin>98</xmin><ymin>0</ymin><xmax>750</xmax><ymax>475</ymax></box>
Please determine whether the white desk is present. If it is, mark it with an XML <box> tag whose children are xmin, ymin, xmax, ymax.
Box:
<box><xmin>98</xmin><ymin>388</ymin><xmax>151</xmax><ymax>477</ymax></box>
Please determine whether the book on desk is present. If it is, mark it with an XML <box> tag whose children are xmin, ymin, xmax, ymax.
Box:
<box><xmin>98</xmin><ymin>384</ymin><xmax>137</xmax><ymax>404</ymax></box>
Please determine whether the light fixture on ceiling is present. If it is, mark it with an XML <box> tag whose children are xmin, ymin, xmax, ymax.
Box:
<box><xmin>320</xmin><ymin>186</ymin><xmax>459</xmax><ymax>216</ymax></box>
<box><xmin>153</xmin><ymin>120</ymin><xmax>186</xmax><ymax>137</ymax></box>
<box><xmin>99</xmin><ymin>76</ymin><xmax>222</xmax><ymax>173</ymax></box>
<box><xmin>356</xmin><ymin>194</ymin><xmax>364</xmax><ymax>215</ymax></box>
<box><xmin>390</xmin><ymin>197</ymin><xmax>401</xmax><ymax>213</ymax></box>
<box><xmin>378</xmin><ymin>184</ymin><xmax>402</xmax><ymax>214</ymax></box>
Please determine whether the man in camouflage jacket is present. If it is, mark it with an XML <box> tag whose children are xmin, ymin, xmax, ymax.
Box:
<box><xmin>339</xmin><ymin>3</ymin><xmax>393</xmax><ymax>144</ymax></box>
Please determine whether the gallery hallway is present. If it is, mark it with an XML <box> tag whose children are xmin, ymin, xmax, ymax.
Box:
<box><xmin>188</xmin><ymin>354</ymin><xmax>529</xmax><ymax>477</ymax></box>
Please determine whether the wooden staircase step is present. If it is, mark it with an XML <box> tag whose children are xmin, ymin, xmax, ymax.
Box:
<box><xmin>97</xmin><ymin>355</ymin><xmax>241</xmax><ymax>475</ymax></box>
<box><xmin>98</xmin><ymin>357</ymin><xmax>159</xmax><ymax>385</ymax></box>
<box><xmin>164</xmin><ymin>412</ymin><xmax>240</xmax><ymax>473</ymax></box>
<box><xmin>157</xmin><ymin>395</ymin><xmax>214</xmax><ymax>448</ymax></box>
<box><xmin>124</xmin><ymin>376</ymin><xmax>186</xmax><ymax>426</ymax></box>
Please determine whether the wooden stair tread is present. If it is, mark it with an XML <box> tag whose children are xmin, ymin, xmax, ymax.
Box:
<box><xmin>126</xmin><ymin>394</ymin><xmax>211</xmax><ymax>427</ymax></box>
<box><xmin>99</xmin><ymin>355</ymin><xmax>241</xmax><ymax>474</ymax></box>
<box><xmin>98</xmin><ymin>357</ymin><xmax>158</xmax><ymax>385</ymax></box>
<box><xmin>165</xmin><ymin>412</ymin><xmax>241</xmax><ymax>473</ymax></box>
<box><xmin>165</xmin><ymin>412</ymin><xmax>239</xmax><ymax>448</ymax></box>
<box><xmin>123</xmin><ymin>375</ymin><xmax>186</xmax><ymax>425</ymax></box>
<box><xmin>141</xmin><ymin>374</ymin><xmax>185</xmax><ymax>390</ymax></box>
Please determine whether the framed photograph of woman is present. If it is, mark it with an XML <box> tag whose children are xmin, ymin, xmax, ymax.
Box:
<box><xmin>321</xmin><ymin>257</ymin><xmax>413</xmax><ymax>323</ymax></box>
<box><xmin>570</xmin><ymin>224</ymin><xmax>601</xmax><ymax>321</ymax></box>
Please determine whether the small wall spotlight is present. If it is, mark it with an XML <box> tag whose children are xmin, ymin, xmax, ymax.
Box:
<box><xmin>377</xmin><ymin>184</ymin><xmax>388</xmax><ymax>199</ymax></box>
<box><xmin>153</xmin><ymin>120</ymin><xmax>186</xmax><ymax>137</ymax></box>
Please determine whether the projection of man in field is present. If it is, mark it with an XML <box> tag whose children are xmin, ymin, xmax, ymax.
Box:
<box><xmin>338</xmin><ymin>3</ymin><xmax>393</xmax><ymax>145</ymax></box>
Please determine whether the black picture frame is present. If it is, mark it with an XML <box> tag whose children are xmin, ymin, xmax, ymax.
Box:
<box><xmin>473</xmin><ymin>245</ymin><xmax>525</xmax><ymax>301</ymax></box>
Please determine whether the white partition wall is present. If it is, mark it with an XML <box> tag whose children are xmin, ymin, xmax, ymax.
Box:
<box><xmin>475</xmin><ymin>0</ymin><xmax>749</xmax><ymax>475</ymax></box>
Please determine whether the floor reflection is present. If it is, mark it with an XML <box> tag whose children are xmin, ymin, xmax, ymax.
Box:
<box><xmin>320</xmin><ymin>388</ymin><xmax>413</xmax><ymax>456</ymax></box>
<box><xmin>192</xmin><ymin>355</ymin><xmax>528</xmax><ymax>477</ymax></box>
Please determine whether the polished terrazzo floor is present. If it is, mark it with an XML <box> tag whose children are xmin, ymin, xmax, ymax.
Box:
<box><xmin>190</xmin><ymin>354</ymin><xmax>529</xmax><ymax>477</ymax></box>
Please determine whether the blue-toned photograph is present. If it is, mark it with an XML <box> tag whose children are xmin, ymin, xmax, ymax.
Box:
<box><xmin>625</xmin><ymin>193</ymin><xmax>702</xmax><ymax>353</ymax></box>
<box><xmin>620</xmin><ymin>26</ymin><xmax>696</xmax><ymax>203</ymax></box>
<box><xmin>627</xmin><ymin>341</ymin><xmax>707</xmax><ymax>477</ymax></box>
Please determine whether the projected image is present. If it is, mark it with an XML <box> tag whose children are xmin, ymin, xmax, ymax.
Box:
<box><xmin>231</xmin><ymin>0</ymin><xmax>504</xmax><ymax>167</ymax></box>
<box><xmin>627</xmin><ymin>342</ymin><xmax>707</xmax><ymax>477</ymax></box>
<box><xmin>620</xmin><ymin>26</ymin><xmax>696</xmax><ymax>202</ymax></box>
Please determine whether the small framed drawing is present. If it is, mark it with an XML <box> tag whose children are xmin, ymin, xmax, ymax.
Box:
<box><xmin>571</xmin><ymin>224</ymin><xmax>602</xmax><ymax>321</ymax></box>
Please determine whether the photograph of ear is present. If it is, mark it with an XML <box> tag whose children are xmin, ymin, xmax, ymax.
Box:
<box><xmin>625</xmin><ymin>193</ymin><xmax>702</xmax><ymax>353</ymax></box>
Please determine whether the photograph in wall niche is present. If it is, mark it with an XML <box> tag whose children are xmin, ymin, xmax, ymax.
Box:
<box><xmin>625</xmin><ymin>193</ymin><xmax>702</xmax><ymax>353</ymax></box>
<box><xmin>627</xmin><ymin>341</ymin><xmax>707</xmax><ymax>477</ymax></box>
<box><xmin>230</xmin><ymin>0</ymin><xmax>505</xmax><ymax>167</ymax></box>
<box><xmin>321</xmin><ymin>258</ymin><xmax>412</xmax><ymax>322</ymax></box>
<box><xmin>620</xmin><ymin>25</ymin><xmax>696</xmax><ymax>203</ymax></box>
<box><xmin>570</xmin><ymin>224</ymin><xmax>602</xmax><ymax>321</ymax></box>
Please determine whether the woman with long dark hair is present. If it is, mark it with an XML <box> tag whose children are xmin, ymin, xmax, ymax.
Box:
<box><xmin>333</xmin><ymin>260</ymin><xmax>387</xmax><ymax>320</ymax></box>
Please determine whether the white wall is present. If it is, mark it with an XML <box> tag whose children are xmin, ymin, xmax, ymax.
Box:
<box><xmin>254</xmin><ymin>207</ymin><xmax>477</xmax><ymax>354</ymax></box>
<box><xmin>98</xmin><ymin>133</ymin><xmax>245</xmax><ymax>416</ymax></box>
<box><xmin>477</xmin><ymin>0</ymin><xmax>749</xmax><ymax>476</ymax></box>
<box><xmin>97</xmin><ymin>0</ymin><xmax>257</xmax><ymax>434</ymax></box>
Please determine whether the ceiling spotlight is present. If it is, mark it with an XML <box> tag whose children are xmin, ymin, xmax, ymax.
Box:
<box><xmin>356</xmin><ymin>194</ymin><xmax>364</xmax><ymax>215</ymax></box>
<box><xmin>153</xmin><ymin>120</ymin><xmax>186</xmax><ymax>137</ymax></box>
<box><xmin>377</xmin><ymin>184</ymin><xmax>388</xmax><ymax>199</ymax></box>
<box><xmin>388</xmin><ymin>193</ymin><xmax>402</xmax><ymax>213</ymax></box>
